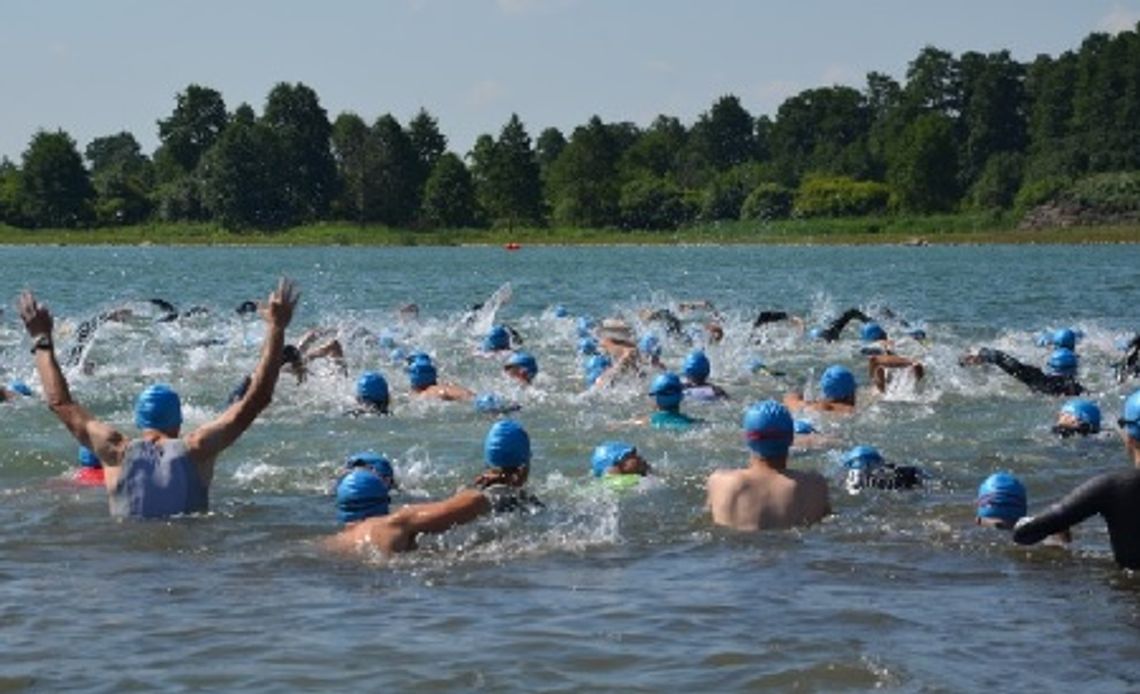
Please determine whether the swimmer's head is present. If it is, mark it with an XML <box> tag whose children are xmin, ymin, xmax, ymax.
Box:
<box><xmin>591</xmin><ymin>441</ymin><xmax>648</xmax><ymax>477</ymax></box>
<box><xmin>355</xmin><ymin>371</ymin><xmax>390</xmax><ymax>412</ymax></box>
<box><xmin>504</xmin><ymin>351</ymin><xmax>538</xmax><ymax>383</ymax></box>
<box><xmin>281</xmin><ymin>344</ymin><xmax>302</xmax><ymax>367</ymax></box>
<box><xmin>336</xmin><ymin>468</ymin><xmax>390</xmax><ymax>523</ymax></box>
<box><xmin>638</xmin><ymin>334</ymin><xmax>662</xmax><ymax>359</ymax></box>
<box><xmin>1046</xmin><ymin>348</ymin><xmax>1078</xmax><ymax>376</ymax></box>
<box><xmin>407</xmin><ymin>360</ymin><xmax>438</xmax><ymax>390</ymax></box>
<box><xmin>808</xmin><ymin>327</ymin><xmax>826</xmax><ymax>341</ymax></box>
<box><xmin>235</xmin><ymin>300</ymin><xmax>258</xmax><ymax>316</ymax></box>
<box><xmin>1120</xmin><ymin>390</ymin><xmax>1140</xmax><ymax>442</ymax></box>
<box><xmin>584</xmin><ymin>354</ymin><xmax>612</xmax><ymax>387</ymax></box>
<box><xmin>1052</xmin><ymin>328</ymin><xmax>1077</xmax><ymax>350</ymax></box>
<box><xmin>842</xmin><ymin>445</ymin><xmax>884</xmax><ymax>470</ymax></box>
<box><xmin>553</xmin><ymin>304</ymin><xmax>569</xmax><ymax>318</ymax></box>
<box><xmin>484</xmin><ymin>419</ymin><xmax>531</xmax><ymax>469</ymax></box>
<box><xmin>976</xmin><ymin>472</ymin><xmax>1027</xmax><ymax>529</ymax></box>
<box><xmin>134</xmin><ymin>384</ymin><xmax>183</xmax><ymax>435</ymax></box>
<box><xmin>483</xmin><ymin>324</ymin><xmax>510</xmax><ymax>352</ymax></box>
<box><xmin>793</xmin><ymin>419</ymin><xmax>816</xmax><ymax>435</ymax></box>
<box><xmin>743</xmin><ymin>400</ymin><xmax>794</xmax><ymax>459</ymax></box>
<box><xmin>345</xmin><ymin>451</ymin><xmax>396</xmax><ymax>489</ymax></box>
<box><xmin>649</xmin><ymin>372</ymin><xmax>684</xmax><ymax>411</ymax></box>
<box><xmin>1054</xmin><ymin>398</ymin><xmax>1100</xmax><ymax>437</ymax></box>
<box><xmin>475</xmin><ymin>392</ymin><xmax>522</xmax><ymax>415</ymax></box>
<box><xmin>861</xmin><ymin>323</ymin><xmax>887</xmax><ymax>342</ymax></box>
<box><xmin>819</xmin><ymin>365</ymin><xmax>857</xmax><ymax>403</ymax></box>
<box><xmin>406</xmin><ymin>351</ymin><xmax>432</xmax><ymax>365</ymax></box>
<box><xmin>578</xmin><ymin>337</ymin><xmax>599</xmax><ymax>355</ymax></box>
<box><xmin>78</xmin><ymin>446</ymin><xmax>101</xmax><ymax>469</ymax></box>
<box><xmin>905</xmin><ymin>328</ymin><xmax>927</xmax><ymax>342</ymax></box>
<box><xmin>683</xmin><ymin>350</ymin><xmax>711</xmax><ymax>385</ymax></box>
<box><xmin>7</xmin><ymin>380</ymin><xmax>32</xmax><ymax>397</ymax></box>
<box><xmin>577</xmin><ymin>316</ymin><xmax>597</xmax><ymax>338</ymax></box>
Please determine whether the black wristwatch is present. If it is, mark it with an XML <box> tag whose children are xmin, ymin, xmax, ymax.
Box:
<box><xmin>30</xmin><ymin>334</ymin><xmax>53</xmax><ymax>353</ymax></box>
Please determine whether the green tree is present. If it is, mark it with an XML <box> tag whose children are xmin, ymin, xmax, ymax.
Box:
<box><xmin>472</xmin><ymin>115</ymin><xmax>544</xmax><ymax>228</ymax></box>
<box><xmin>0</xmin><ymin>158</ymin><xmax>24</xmax><ymax>225</ymax></box>
<box><xmin>155</xmin><ymin>84</ymin><xmax>228</xmax><ymax>179</ymax></box>
<box><xmin>85</xmin><ymin>132</ymin><xmax>154</xmax><ymax>225</ymax></box>
<box><xmin>331</xmin><ymin>112</ymin><xmax>373</xmax><ymax>223</ymax></box>
<box><xmin>198</xmin><ymin>104</ymin><xmax>290</xmax><ymax>230</ymax></box>
<box><xmin>618</xmin><ymin>174</ymin><xmax>694</xmax><ymax>230</ymax></box>
<box><xmin>770</xmin><ymin>86</ymin><xmax>872</xmax><ymax>183</ymax></box>
<box><xmin>1024</xmin><ymin>52</ymin><xmax>1081</xmax><ymax>182</ymax></box>
<box><xmin>688</xmin><ymin>95</ymin><xmax>756</xmax><ymax>172</ymax></box>
<box><xmin>421</xmin><ymin>152</ymin><xmax>478</xmax><ymax>228</ymax></box>
<box><xmin>957</xmin><ymin>51</ymin><xmax>1027</xmax><ymax>188</ymax></box>
<box><xmin>535</xmin><ymin>127</ymin><xmax>567</xmax><ymax>173</ymax></box>
<box><xmin>620</xmin><ymin>115</ymin><xmax>687</xmax><ymax>180</ymax></box>
<box><xmin>887</xmin><ymin>113</ymin><xmax>960</xmax><ymax>212</ymax></box>
<box><xmin>902</xmin><ymin>46</ymin><xmax>959</xmax><ymax>117</ymax></box>
<box><xmin>262</xmin><ymin>82</ymin><xmax>338</xmax><ymax>222</ymax></box>
<box><xmin>740</xmin><ymin>182</ymin><xmax>794</xmax><ymax>220</ymax></box>
<box><xmin>547</xmin><ymin>116</ymin><xmax>623</xmax><ymax>227</ymax></box>
<box><xmin>967</xmin><ymin>152</ymin><xmax>1024</xmax><ymax>210</ymax></box>
<box><xmin>369</xmin><ymin>114</ymin><xmax>419</xmax><ymax>226</ymax></box>
<box><xmin>18</xmin><ymin>129</ymin><xmax>95</xmax><ymax>228</ymax></box>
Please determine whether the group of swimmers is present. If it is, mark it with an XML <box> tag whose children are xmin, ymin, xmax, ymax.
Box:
<box><xmin>9</xmin><ymin>278</ymin><xmax>1140</xmax><ymax>570</ymax></box>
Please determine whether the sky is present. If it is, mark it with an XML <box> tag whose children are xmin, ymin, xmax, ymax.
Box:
<box><xmin>2</xmin><ymin>0</ymin><xmax>1139</xmax><ymax>163</ymax></box>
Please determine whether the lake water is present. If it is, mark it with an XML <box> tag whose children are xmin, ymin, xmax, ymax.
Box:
<box><xmin>1</xmin><ymin>243</ymin><xmax>1139</xmax><ymax>691</ymax></box>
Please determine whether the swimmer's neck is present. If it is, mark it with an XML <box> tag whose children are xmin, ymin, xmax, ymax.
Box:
<box><xmin>749</xmin><ymin>453</ymin><xmax>788</xmax><ymax>473</ymax></box>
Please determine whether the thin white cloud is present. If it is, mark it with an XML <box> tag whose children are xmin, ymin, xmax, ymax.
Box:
<box><xmin>821</xmin><ymin>64</ymin><xmax>861</xmax><ymax>87</ymax></box>
<box><xmin>1098</xmin><ymin>4</ymin><xmax>1140</xmax><ymax>34</ymax></box>
<box><xmin>467</xmin><ymin>80</ymin><xmax>507</xmax><ymax>109</ymax></box>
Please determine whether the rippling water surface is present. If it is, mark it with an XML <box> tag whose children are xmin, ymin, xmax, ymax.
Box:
<box><xmin>2</xmin><ymin>244</ymin><xmax>1140</xmax><ymax>691</ymax></box>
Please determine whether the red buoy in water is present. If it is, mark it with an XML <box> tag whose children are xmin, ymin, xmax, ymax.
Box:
<box><xmin>504</xmin><ymin>242</ymin><xmax>521</xmax><ymax>251</ymax></box>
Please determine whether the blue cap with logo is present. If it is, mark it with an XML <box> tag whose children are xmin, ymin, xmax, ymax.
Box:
<box><xmin>591</xmin><ymin>441</ymin><xmax>636</xmax><ymax>477</ymax></box>
<box><xmin>683</xmin><ymin>350</ymin><xmax>711</xmax><ymax>384</ymax></box>
<box><xmin>345</xmin><ymin>451</ymin><xmax>394</xmax><ymax>482</ymax></box>
<box><xmin>649</xmin><ymin>372</ymin><xmax>684</xmax><ymax>410</ymax></box>
<box><xmin>134</xmin><ymin>384</ymin><xmax>183</xmax><ymax>433</ymax></box>
<box><xmin>742</xmin><ymin>400</ymin><xmax>794</xmax><ymax>458</ymax></box>
<box><xmin>976</xmin><ymin>472</ymin><xmax>1027</xmax><ymax>525</ymax></box>
<box><xmin>1052</xmin><ymin>328</ymin><xmax>1077</xmax><ymax>350</ymax></box>
<box><xmin>484</xmin><ymin>419</ymin><xmax>531</xmax><ymax>469</ymax></box>
<box><xmin>819</xmin><ymin>365</ymin><xmax>857</xmax><ymax>402</ymax></box>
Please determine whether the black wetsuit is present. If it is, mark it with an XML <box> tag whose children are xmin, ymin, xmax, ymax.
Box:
<box><xmin>818</xmin><ymin>308</ymin><xmax>871</xmax><ymax>342</ymax></box>
<box><xmin>1115</xmin><ymin>335</ymin><xmax>1140</xmax><ymax>383</ymax></box>
<box><xmin>973</xmin><ymin>348</ymin><xmax>1084</xmax><ymax>396</ymax></box>
<box><xmin>752</xmin><ymin>311</ymin><xmax>791</xmax><ymax>329</ymax></box>
<box><xmin>1013</xmin><ymin>468</ymin><xmax>1140</xmax><ymax>570</ymax></box>
<box><xmin>481</xmin><ymin>485</ymin><xmax>544</xmax><ymax>514</ymax></box>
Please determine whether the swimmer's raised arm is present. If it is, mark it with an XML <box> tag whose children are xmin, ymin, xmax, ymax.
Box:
<box><xmin>186</xmin><ymin>277</ymin><xmax>299</xmax><ymax>466</ymax></box>
<box><xmin>17</xmin><ymin>290</ymin><xmax>127</xmax><ymax>466</ymax></box>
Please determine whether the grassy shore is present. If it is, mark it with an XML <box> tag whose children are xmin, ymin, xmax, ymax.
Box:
<box><xmin>2</xmin><ymin>213</ymin><xmax>1138</xmax><ymax>246</ymax></box>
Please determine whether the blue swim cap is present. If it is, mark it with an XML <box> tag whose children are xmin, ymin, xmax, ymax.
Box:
<box><xmin>649</xmin><ymin>372</ymin><xmax>684</xmax><ymax>410</ymax></box>
<box><xmin>793</xmin><ymin>419</ymin><xmax>816</xmax><ymax>435</ymax></box>
<box><xmin>906</xmin><ymin>328</ymin><xmax>927</xmax><ymax>342</ymax></box>
<box><xmin>355</xmin><ymin>371</ymin><xmax>389</xmax><ymax>408</ymax></box>
<box><xmin>484</xmin><ymin>419</ymin><xmax>531</xmax><ymax>469</ymax></box>
<box><xmin>1061</xmin><ymin>398</ymin><xmax>1101</xmax><ymax>432</ymax></box>
<box><xmin>475</xmin><ymin>392</ymin><xmax>521</xmax><ymax>414</ymax></box>
<box><xmin>1052</xmin><ymin>328</ymin><xmax>1077</xmax><ymax>350</ymax></box>
<box><xmin>336</xmin><ymin>468</ymin><xmax>390</xmax><ymax>523</ymax></box>
<box><xmin>808</xmin><ymin>327</ymin><xmax>826</xmax><ymax>341</ymax></box>
<box><xmin>976</xmin><ymin>472</ymin><xmax>1027</xmax><ymax>525</ymax></box>
<box><xmin>78</xmin><ymin>446</ymin><xmax>101</xmax><ymax>468</ymax></box>
<box><xmin>591</xmin><ymin>441</ymin><xmax>636</xmax><ymax>477</ymax></box>
<box><xmin>578</xmin><ymin>337</ymin><xmax>599</xmax><ymax>355</ymax></box>
<box><xmin>406</xmin><ymin>351</ymin><xmax>432</xmax><ymax>365</ymax></box>
<box><xmin>7</xmin><ymin>380</ymin><xmax>32</xmax><ymax>397</ymax></box>
<box><xmin>1046</xmin><ymin>348</ymin><xmax>1078</xmax><ymax>376</ymax></box>
<box><xmin>505</xmin><ymin>351</ymin><xmax>538</xmax><ymax>381</ymax></box>
<box><xmin>345</xmin><ymin>451</ymin><xmax>394</xmax><ymax>481</ymax></box>
<box><xmin>553</xmin><ymin>304</ymin><xmax>569</xmax><ymax>318</ymax></box>
<box><xmin>638</xmin><ymin>334</ymin><xmax>662</xmax><ymax>358</ymax></box>
<box><xmin>743</xmin><ymin>400</ymin><xmax>794</xmax><ymax>457</ymax></box>
<box><xmin>1123</xmin><ymin>390</ymin><xmax>1140</xmax><ymax>441</ymax></box>
<box><xmin>683</xmin><ymin>350</ymin><xmax>711</xmax><ymax>384</ymax></box>
<box><xmin>483</xmin><ymin>324</ymin><xmax>510</xmax><ymax>352</ymax></box>
<box><xmin>584</xmin><ymin>354</ymin><xmax>612</xmax><ymax>386</ymax></box>
<box><xmin>407</xmin><ymin>360</ymin><xmax>438</xmax><ymax>389</ymax></box>
<box><xmin>842</xmin><ymin>445</ymin><xmax>884</xmax><ymax>470</ymax></box>
<box><xmin>819</xmin><ymin>365</ymin><xmax>857</xmax><ymax>402</ymax></box>
<box><xmin>861</xmin><ymin>323</ymin><xmax>887</xmax><ymax>342</ymax></box>
<box><xmin>134</xmin><ymin>384</ymin><xmax>183</xmax><ymax>433</ymax></box>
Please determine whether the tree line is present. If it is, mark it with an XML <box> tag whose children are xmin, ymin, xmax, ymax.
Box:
<box><xmin>2</xmin><ymin>23</ymin><xmax>1139</xmax><ymax>232</ymax></box>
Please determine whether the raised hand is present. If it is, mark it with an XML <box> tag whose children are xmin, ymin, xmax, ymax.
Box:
<box><xmin>16</xmin><ymin>290</ymin><xmax>53</xmax><ymax>338</ymax></box>
<box><xmin>260</xmin><ymin>277</ymin><xmax>300</xmax><ymax>329</ymax></box>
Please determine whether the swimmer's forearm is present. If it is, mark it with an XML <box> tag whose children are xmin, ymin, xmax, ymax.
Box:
<box><xmin>245</xmin><ymin>324</ymin><xmax>286</xmax><ymax>411</ymax></box>
<box><xmin>34</xmin><ymin>342</ymin><xmax>76</xmax><ymax>411</ymax></box>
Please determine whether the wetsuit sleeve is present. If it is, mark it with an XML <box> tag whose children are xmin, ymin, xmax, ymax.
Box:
<box><xmin>819</xmin><ymin>308</ymin><xmax>871</xmax><ymax>342</ymax></box>
<box><xmin>1012</xmin><ymin>474</ymin><xmax>1112</xmax><ymax>545</ymax></box>
<box><xmin>977</xmin><ymin>348</ymin><xmax>1082</xmax><ymax>395</ymax></box>
<box><xmin>752</xmin><ymin>311</ymin><xmax>790</xmax><ymax>328</ymax></box>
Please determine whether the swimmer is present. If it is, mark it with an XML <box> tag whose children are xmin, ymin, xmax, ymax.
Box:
<box><xmin>583</xmin><ymin>353</ymin><xmax>615</xmax><ymax>389</ymax></box>
<box><xmin>352</xmin><ymin>371</ymin><xmax>391</xmax><ymax>415</ymax></box>
<box><xmin>225</xmin><ymin>344</ymin><xmax>305</xmax><ymax>405</ymax></box>
<box><xmin>1113</xmin><ymin>333</ymin><xmax>1140</xmax><ymax>383</ymax></box>
<box><xmin>751</xmin><ymin>310</ymin><xmax>805</xmax><ymax>332</ymax></box>
<box><xmin>503</xmin><ymin>350</ymin><xmax>538</xmax><ymax>385</ymax></box>
<box><xmin>974</xmin><ymin>472</ymin><xmax>1027</xmax><ymax>530</ymax></box>
<box><xmin>1</xmin><ymin>379</ymin><xmax>33</xmax><ymax>402</ymax></box>
<box><xmin>407</xmin><ymin>357</ymin><xmax>474</xmax><ymax>401</ymax></box>
<box><xmin>469</xmin><ymin>419</ymin><xmax>543</xmax><ymax>513</ymax></box>
<box><xmin>867</xmin><ymin>353</ymin><xmax>925</xmax><ymax>393</ymax></box>
<box><xmin>784</xmin><ymin>364</ymin><xmax>858</xmax><ymax>414</ymax></box>
<box><xmin>73</xmin><ymin>445</ymin><xmax>105</xmax><ymax>487</ymax></box>
<box><xmin>646</xmin><ymin>372</ymin><xmax>701</xmax><ymax>431</ymax></box>
<box><xmin>343</xmin><ymin>451</ymin><xmax>397</xmax><ymax>489</ymax></box>
<box><xmin>1052</xmin><ymin>398</ymin><xmax>1100</xmax><ymax>438</ymax></box>
<box><xmin>706</xmin><ymin>400</ymin><xmax>831</xmax><ymax>531</ymax></box>
<box><xmin>591</xmin><ymin>441</ymin><xmax>652</xmax><ymax>479</ymax></box>
<box><xmin>16</xmin><ymin>277</ymin><xmax>300</xmax><ymax>518</ymax></box>
<box><xmin>294</xmin><ymin>328</ymin><xmax>348</xmax><ymax>378</ymax></box>
<box><xmin>808</xmin><ymin>308</ymin><xmax>872</xmax><ymax>343</ymax></box>
<box><xmin>959</xmin><ymin>347</ymin><xmax>1084</xmax><ymax>396</ymax></box>
<box><xmin>481</xmin><ymin>324</ymin><xmax>513</xmax><ymax>353</ymax></box>
<box><xmin>1013</xmin><ymin>389</ymin><xmax>1140</xmax><ymax>568</ymax></box>
<box><xmin>841</xmin><ymin>445</ymin><xmax>923</xmax><ymax>493</ymax></box>
<box><xmin>680</xmin><ymin>350</ymin><xmax>728</xmax><ymax>401</ymax></box>
<box><xmin>858</xmin><ymin>322</ymin><xmax>892</xmax><ymax>354</ymax></box>
<box><xmin>474</xmin><ymin>392</ymin><xmax>522</xmax><ymax>415</ymax></box>
<box><xmin>637</xmin><ymin>334</ymin><xmax>666</xmax><ymax>371</ymax></box>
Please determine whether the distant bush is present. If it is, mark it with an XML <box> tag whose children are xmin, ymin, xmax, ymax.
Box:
<box><xmin>1065</xmin><ymin>172</ymin><xmax>1140</xmax><ymax>212</ymax></box>
<box><xmin>619</xmin><ymin>176</ymin><xmax>697</xmax><ymax>230</ymax></box>
<box><xmin>1013</xmin><ymin>175</ymin><xmax>1069</xmax><ymax>213</ymax></box>
<box><xmin>793</xmin><ymin>176</ymin><xmax>889</xmax><ymax>217</ymax></box>
<box><xmin>967</xmin><ymin>152</ymin><xmax>1024</xmax><ymax>210</ymax></box>
<box><xmin>740</xmin><ymin>182</ymin><xmax>794</xmax><ymax>220</ymax></box>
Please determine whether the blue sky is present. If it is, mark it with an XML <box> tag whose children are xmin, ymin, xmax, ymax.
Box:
<box><xmin>2</xmin><ymin>0</ymin><xmax>1139</xmax><ymax>163</ymax></box>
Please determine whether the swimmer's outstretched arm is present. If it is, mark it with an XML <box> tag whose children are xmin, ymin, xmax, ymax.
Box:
<box><xmin>1012</xmin><ymin>475</ymin><xmax>1109</xmax><ymax>546</ymax></box>
<box><xmin>389</xmin><ymin>489</ymin><xmax>491</xmax><ymax>535</ymax></box>
<box><xmin>17</xmin><ymin>291</ymin><xmax>127</xmax><ymax>466</ymax></box>
<box><xmin>186</xmin><ymin>278</ymin><xmax>299</xmax><ymax>466</ymax></box>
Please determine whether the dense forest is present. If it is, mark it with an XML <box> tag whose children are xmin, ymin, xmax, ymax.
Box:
<box><xmin>2</xmin><ymin>24</ymin><xmax>1139</xmax><ymax>233</ymax></box>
